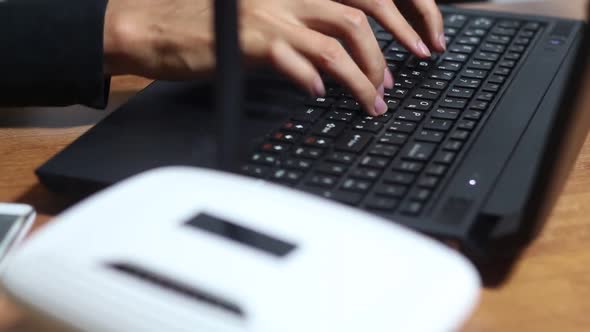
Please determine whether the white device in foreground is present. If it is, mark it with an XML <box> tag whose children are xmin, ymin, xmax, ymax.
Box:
<box><xmin>0</xmin><ymin>203</ymin><xmax>35</xmax><ymax>273</ymax></box>
<box><xmin>1</xmin><ymin>167</ymin><xmax>480</xmax><ymax>332</ymax></box>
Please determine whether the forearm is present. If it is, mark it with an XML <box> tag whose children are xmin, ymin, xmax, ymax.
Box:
<box><xmin>0</xmin><ymin>0</ymin><xmax>111</xmax><ymax>108</ymax></box>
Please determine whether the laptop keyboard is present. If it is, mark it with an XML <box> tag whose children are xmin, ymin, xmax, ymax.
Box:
<box><xmin>240</xmin><ymin>12</ymin><xmax>542</xmax><ymax>217</ymax></box>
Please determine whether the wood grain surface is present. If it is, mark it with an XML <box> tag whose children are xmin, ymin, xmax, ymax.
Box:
<box><xmin>0</xmin><ymin>1</ymin><xmax>588</xmax><ymax>331</ymax></box>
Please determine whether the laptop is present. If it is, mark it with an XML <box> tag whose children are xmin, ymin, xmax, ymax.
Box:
<box><xmin>36</xmin><ymin>4</ymin><xmax>589</xmax><ymax>285</ymax></box>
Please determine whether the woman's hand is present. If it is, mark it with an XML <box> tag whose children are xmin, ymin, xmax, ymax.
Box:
<box><xmin>103</xmin><ymin>0</ymin><xmax>444</xmax><ymax>116</ymax></box>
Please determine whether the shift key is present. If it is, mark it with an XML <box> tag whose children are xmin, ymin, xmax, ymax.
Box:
<box><xmin>335</xmin><ymin>132</ymin><xmax>372</xmax><ymax>153</ymax></box>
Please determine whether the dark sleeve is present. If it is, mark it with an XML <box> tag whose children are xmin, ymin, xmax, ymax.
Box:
<box><xmin>0</xmin><ymin>0</ymin><xmax>111</xmax><ymax>109</ymax></box>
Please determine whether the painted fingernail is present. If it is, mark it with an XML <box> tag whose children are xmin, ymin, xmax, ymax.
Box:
<box><xmin>439</xmin><ymin>33</ymin><xmax>447</xmax><ymax>51</ymax></box>
<box><xmin>312</xmin><ymin>77</ymin><xmax>326</xmax><ymax>96</ymax></box>
<box><xmin>384</xmin><ymin>68</ymin><xmax>394</xmax><ymax>89</ymax></box>
<box><xmin>374</xmin><ymin>95</ymin><xmax>388</xmax><ymax>115</ymax></box>
<box><xmin>417</xmin><ymin>40</ymin><xmax>432</xmax><ymax>58</ymax></box>
<box><xmin>378</xmin><ymin>84</ymin><xmax>385</xmax><ymax>98</ymax></box>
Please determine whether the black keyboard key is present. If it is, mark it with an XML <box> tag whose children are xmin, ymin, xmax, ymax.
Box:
<box><xmin>450</xmin><ymin>130</ymin><xmax>470</xmax><ymax>141</ymax></box>
<box><xmin>416</xmin><ymin>129</ymin><xmax>445</xmax><ymax>143</ymax></box>
<box><xmin>449</xmin><ymin>44</ymin><xmax>475</xmax><ymax>54</ymax></box>
<box><xmin>494</xmin><ymin>67</ymin><xmax>511</xmax><ymax>76</ymax></box>
<box><xmin>468</xmin><ymin>60</ymin><xmax>494</xmax><ymax>70</ymax></box>
<box><xmin>456</xmin><ymin>36</ymin><xmax>481</xmax><ymax>45</ymax></box>
<box><xmin>470</xmin><ymin>17</ymin><xmax>494</xmax><ymax>29</ymax></box>
<box><xmin>443</xmin><ymin>140</ymin><xmax>463</xmax><ymax>151</ymax></box>
<box><xmin>379</xmin><ymin>132</ymin><xmax>407</xmax><ymax>145</ymax></box>
<box><xmin>470</xmin><ymin>101</ymin><xmax>489</xmax><ymax>111</ymax></box>
<box><xmin>483</xmin><ymin>83</ymin><xmax>501</xmax><ymax>93</ymax></box>
<box><xmin>307</xmin><ymin>174</ymin><xmax>338</xmax><ymax>188</ymax></box>
<box><xmin>457</xmin><ymin>119</ymin><xmax>477</xmax><ymax>130</ymax></box>
<box><xmin>462</xmin><ymin>69</ymin><xmax>488</xmax><ymax>79</ymax></box>
<box><xmin>396</xmin><ymin>110</ymin><xmax>425</xmax><ymax>122</ymax></box>
<box><xmin>476</xmin><ymin>92</ymin><xmax>494</xmax><ymax>101</ymax></box>
<box><xmin>434</xmin><ymin>151</ymin><xmax>456</xmax><ymax>164</ymax></box>
<box><xmin>421</xmin><ymin>79</ymin><xmax>448</xmax><ymax>90</ymax></box>
<box><xmin>375</xmin><ymin>31</ymin><xmax>393</xmax><ymax>41</ymax></box>
<box><xmin>327</xmin><ymin>110</ymin><xmax>355</xmax><ymax>122</ymax></box>
<box><xmin>398</xmin><ymin>69</ymin><xmax>424</xmax><ymax>79</ymax></box>
<box><xmin>375</xmin><ymin>183</ymin><xmax>407</xmax><ymax>197</ymax></box>
<box><xmin>445</xmin><ymin>14</ymin><xmax>468</xmax><ymax>28</ymax></box>
<box><xmin>401</xmin><ymin>141</ymin><xmax>437</xmax><ymax>161</ymax></box>
<box><xmin>385</xmin><ymin>88</ymin><xmax>409</xmax><ymax>99</ymax></box>
<box><xmin>437</xmin><ymin>61</ymin><xmax>462</xmax><ymax>72</ymax></box>
<box><xmin>250</xmin><ymin>152</ymin><xmax>278</xmax><ymax>165</ymax></box>
<box><xmin>369</xmin><ymin>144</ymin><xmax>399</xmax><ymax>158</ymax></box>
<box><xmin>523</xmin><ymin>22</ymin><xmax>541</xmax><ymax>31</ymax></box>
<box><xmin>486</xmin><ymin>34</ymin><xmax>511</xmax><ymax>45</ymax></box>
<box><xmin>504</xmin><ymin>52</ymin><xmax>521</xmax><ymax>60</ymax></box>
<box><xmin>423</xmin><ymin>119</ymin><xmax>453</xmax><ymax>131</ymax></box>
<box><xmin>316</xmin><ymin>162</ymin><xmax>347</xmax><ymax>175</ymax></box>
<box><xmin>407</xmin><ymin>58</ymin><xmax>434</xmax><ymax>70</ymax></box>
<box><xmin>388</xmin><ymin>121</ymin><xmax>417</xmax><ymax>134</ymax></box>
<box><xmin>391</xmin><ymin>160</ymin><xmax>424</xmax><ymax>173</ymax></box>
<box><xmin>444</xmin><ymin>27</ymin><xmax>459</xmax><ymax>36</ymax></box>
<box><xmin>307</xmin><ymin>96</ymin><xmax>335</xmax><ymax>107</ymax></box>
<box><xmin>385</xmin><ymin>98</ymin><xmax>401</xmax><ymax>110</ymax></box>
<box><xmin>241</xmin><ymin>164</ymin><xmax>270</xmax><ymax>178</ymax></box>
<box><xmin>350</xmin><ymin>167</ymin><xmax>382</xmax><ymax>180</ymax></box>
<box><xmin>480</xmin><ymin>43</ymin><xmax>505</xmax><ymax>53</ymax></box>
<box><xmin>410</xmin><ymin>188</ymin><xmax>431</xmax><ymax>201</ymax></box>
<box><xmin>498</xmin><ymin>20</ymin><xmax>521</xmax><ymax>29</ymax></box>
<box><xmin>341</xmin><ymin>178</ymin><xmax>372</xmax><ymax>193</ymax></box>
<box><xmin>448</xmin><ymin>87</ymin><xmax>474</xmax><ymax>99</ymax></box>
<box><xmin>292</xmin><ymin>106</ymin><xmax>325</xmax><ymax>122</ymax></box>
<box><xmin>312</xmin><ymin>121</ymin><xmax>346</xmax><ymax>137</ymax></box>
<box><xmin>431</xmin><ymin>108</ymin><xmax>460</xmax><ymax>120</ymax></box>
<box><xmin>499</xmin><ymin>60</ymin><xmax>516</xmax><ymax>68</ymax></box>
<box><xmin>303</xmin><ymin>136</ymin><xmax>333</xmax><ymax>148</ymax></box>
<box><xmin>475</xmin><ymin>51</ymin><xmax>500</xmax><ymax>62</ymax></box>
<box><xmin>443</xmin><ymin>53</ymin><xmax>469</xmax><ymax>63</ymax></box>
<box><xmin>395</xmin><ymin>78</ymin><xmax>418</xmax><ymax>89</ymax></box>
<box><xmin>413</xmin><ymin>89</ymin><xmax>441</xmax><ymax>100</ymax></box>
<box><xmin>509</xmin><ymin>45</ymin><xmax>526</xmax><ymax>53</ymax></box>
<box><xmin>463</xmin><ymin>28</ymin><xmax>487</xmax><ymax>37</ymax></box>
<box><xmin>400</xmin><ymin>201</ymin><xmax>424</xmax><ymax>215</ymax></box>
<box><xmin>362</xmin><ymin>113</ymin><xmax>393</xmax><ymax>123</ymax></box>
<box><xmin>492</xmin><ymin>27</ymin><xmax>517</xmax><ymax>36</ymax></box>
<box><xmin>270</xmin><ymin>169</ymin><xmax>303</xmax><ymax>184</ymax></box>
<box><xmin>385</xmin><ymin>51</ymin><xmax>409</xmax><ymax>62</ymax></box>
<box><xmin>261</xmin><ymin>142</ymin><xmax>290</xmax><ymax>153</ymax></box>
<box><xmin>352</xmin><ymin>119</ymin><xmax>384</xmax><ymax>133</ymax></box>
<box><xmin>429</xmin><ymin>70</ymin><xmax>456</xmax><ymax>81</ymax></box>
<box><xmin>417</xmin><ymin>176</ymin><xmax>439</xmax><ymax>188</ymax></box>
<box><xmin>463</xmin><ymin>110</ymin><xmax>483</xmax><ymax>120</ymax></box>
<box><xmin>383</xmin><ymin>171</ymin><xmax>415</xmax><ymax>185</ymax></box>
<box><xmin>326</xmin><ymin>151</ymin><xmax>356</xmax><ymax>164</ymax></box>
<box><xmin>440</xmin><ymin>97</ymin><xmax>467</xmax><ymax>109</ymax></box>
<box><xmin>455</xmin><ymin>78</ymin><xmax>481</xmax><ymax>89</ymax></box>
<box><xmin>335</xmin><ymin>132</ymin><xmax>372</xmax><ymax>153</ymax></box>
<box><xmin>488</xmin><ymin>75</ymin><xmax>506</xmax><ymax>84</ymax></box>
<box><xmin>271</xmin><ymin>131</ymin><xmax>300</xmax><ymax>143</ymax></box>
<box><xmin>360</xmin><ymin>155</ymin><xmax>390</xmax><ymax>169</ymax></box>
<box><xmin>293</xmin><ymin>147</ymin><xmax>323</xmax><ymax>159</ymax></box>
<box><xmin>426</xmin><ymin>164</ymin><xmax>447</xmax><ymax>176</ymax></box>
<box><xmin>405</xmin><ymin>99</ymin><xmax>433</xmax><ymax>111</ymax></box>
<box><xmin>366</xmin><ymin>197</ymin><xmax>399</xmax><ymax>211</ymax></box>
<box><xmin>336</xmin><ymin>98</ymin><xmax>361</xmax><ymax>111</ymax></box>
<box><xmin>308</xmin><ymin>189</ymin><xmax>363</xmax><ymax>206</ymax></box>
<box><xmin>282</xmin><ymin>158</ymin><xmax>312</xmax><ymax>170</ymax></box>
<box><xmin>282</xmin><ymin>121</ymin><xmax>310</xmax><ymax>133</ymax></box>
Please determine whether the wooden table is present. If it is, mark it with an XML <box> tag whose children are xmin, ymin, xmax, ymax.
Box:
<box><xmin>1</xmin><ymin>0</ymin><xmax>589</xmax><ymax>330</ymax></box>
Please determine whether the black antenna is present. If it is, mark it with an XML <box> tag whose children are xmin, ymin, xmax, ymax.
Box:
<box><xmin>215</xmin><ymin>0</ymin><xmax>242</xmax><ymax>171</ymax></box>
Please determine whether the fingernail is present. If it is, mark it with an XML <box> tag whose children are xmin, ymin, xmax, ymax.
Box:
<box><xmin>378</xmin><ymin>84</ymin><xmax>385</xmax><ymax>98</ymax></box>
<box><xmin>312</xmin><ymin>77</ymin><xmax>326</xmax><ymax>96</ymax></box>
<box><xmin>439</xmin><ymin>33</ymin><xmax>447</xmax><ymax>51</ymax></box>
<box><xmin>383</xmin><ymin>68</ymin><xmax>394</xmax><ymax>89</ymax></box>
<box><xmin>416</xmin><ymin>40</ymin><xmax>432</xmax><ymax>58</ymax></box>
<box><xmin>374</xmin><ymin>95</ymin><xmax>388</xmax><ymax>115</ymax></box>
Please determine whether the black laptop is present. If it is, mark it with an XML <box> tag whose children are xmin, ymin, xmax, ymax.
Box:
<box><xmin>36</xmin><ymin>5</ymin><xmax>589</xmax><ymax>284</ymax></box>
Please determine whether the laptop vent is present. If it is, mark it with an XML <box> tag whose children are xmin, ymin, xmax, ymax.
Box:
<box><xmin>109</xmin><ymin>263</ymin><xmax>245</xmax><ymax>318</ymax></box>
